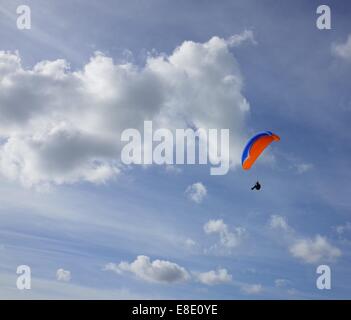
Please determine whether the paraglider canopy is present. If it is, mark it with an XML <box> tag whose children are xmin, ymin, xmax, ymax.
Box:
<box><xmin>241</xmin><ymin>131</ymin><xmax>280</xmax><ymax>170</ymax></box>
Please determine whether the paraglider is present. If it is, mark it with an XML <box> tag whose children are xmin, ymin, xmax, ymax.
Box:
<box><xmin>241</xmin><ymin>131</ymin><xmax>280</xmax><ymax>190</ymax></box>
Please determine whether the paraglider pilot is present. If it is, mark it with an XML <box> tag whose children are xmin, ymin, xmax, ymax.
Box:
<box><xmin>251</xmin><ymin>181</ymin><xmax>261</xmax><ymax>191</ymax></box>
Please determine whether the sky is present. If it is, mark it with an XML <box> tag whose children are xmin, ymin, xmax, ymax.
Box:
<box><xmin>0</xmin><ymin>0</ymin><xmax>351</xmax><ymax>299</ymax></box>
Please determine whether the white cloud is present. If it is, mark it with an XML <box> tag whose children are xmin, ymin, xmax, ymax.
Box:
<box><xmin>334</xmin><ymin>222</ymin><xmax>351</xmax><ymax>235</ymax></box>
<box><xmin>332</xmin><ymin>35</ymin><xmax>351</xmax><ymax>61</ymax></box>
<box><xmin>268</xmin><ymin>216</ymin><xmax>341</xmax><ymax>264</ymax></box>
<box><xmin>289</xmin><ymin>235</ymin><xmax>341</xmax><ymax>264</ymax></box>
<box><xmin>184</xmin><ymin>238</ymin><xmax>197</xmax><ymax>248</ymax></box>
<box><xmin>295</xmin><ymin>163</ymin><xmax>313</xmax><ymax>174</ymax></box>
<box><xmin>56</xmin><ymin>268</ymin><xmax>71</xmax><ymax>282</ymax></box>
<box><xmin>104</xmin><ymin>255</ymin><xmax>190</xmax><ymax>283</ymax></box>
<box><xmin>269</xmin><ymin>215</ymin><xmax>289</xmax><ymax>231</ymax></box>
<box><xmin>227</xmin><ymin>30</ymin><xmax>257</xmax><ymax>47</ymax></box>
<box><xmin>104</xmin><ymin>255</ymin><xmax>234</xmax><ymax>287</ymax></box>
<box><xmin>241</xmin><ymin>283</ymin><xmax>263</xmax><ymax>295</ymax></box>
<box><xmin>274</xmin><ymin>278</ymin><xmax>290</xmax><ymax>288</ymax></box>
<box><xmin>204</xmin><ymin>219</ymin><xmax>246</xmax><ymax>252</ymax></box>
<box><xmin>196</xmin><ymin>268</ymin><xmax>232</xmax><ymax>285</ymax></box>
<box><xmin>186</xmin><ymin>182</ymin><xmax>207</xmax><ymax>203</ymax></box>
<box><xmin>0</xmin><ymin>34</ymin><xmax>250</xmax><ymax>187</ymax></box>
<box><xmin>164</xmin><ymin>165</ymin><xmax>182</xmax><ymax>174</ymax></box>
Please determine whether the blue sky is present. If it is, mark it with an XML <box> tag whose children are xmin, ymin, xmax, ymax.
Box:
<box><xmin>0</xmin><ymin>0</ymin><xmax>351</xmax><ymax>299</ymax></box>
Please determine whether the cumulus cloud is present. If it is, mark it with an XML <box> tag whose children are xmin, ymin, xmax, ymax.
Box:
<box><xmin>269</xmin><ymin>215</ymin><xmax>289</xmax><ymax>231</ymax></box>
<box><xmin>332</xmin><ymin>35</ymin><xmax>351</xmax><ymax>61</ymax></box>
<box><xmin>0</xmin><ymin>34</ymin><xmax>250</xmax><ymax>187</ymax></box>
<box><xmin>241</xmin><ymin>284</ymin><xmax>263</xmax><ymax>295</ymax></box>
<box><xmin>104</xmin><ymin>255</ymin><xmax>190</xmax><ymax>283</ymax></box>
<box><xmin>289</xmin><ymin>235</ymin><xmax>341</xmax><ymax>264</ymax></box>
<box><xmin>204</xmin><ymin>219</ymin><xmax>246</xmax><ymax>252</ymax></box>
<box><xmin>196</xmin><ymin>268</ymin><xmax>232</xmax><ymax>285</ymax></box>
<box><xmin>268</xmin><ymin>216</ymin><xmax>341</xmax><ymax>264</ymax></box>
<box><xmin>105</xmin><ymin>255</ymin><xmax>233</xmax><ymax>286</ymax></box>
<box><xmin>56</xmin><ymin>268</ymin><xmax>71</xmax><ymax>282</ymax></box>
<box><xmin>185</xmin><ymin>182</ymin><xmax>207</xmax><ymax>203</ymax></box>
<box><xmin>227</xmin><ymin>30</ymin><xmax>257</xmax><ymax>47</ymax></box>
